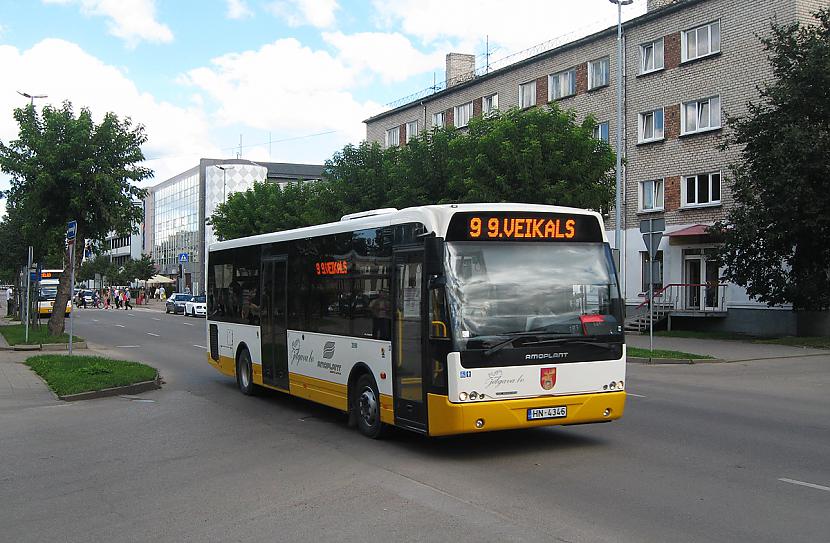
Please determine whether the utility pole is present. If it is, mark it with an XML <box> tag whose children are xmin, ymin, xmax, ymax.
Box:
<box><xmin>17</xmin><ymin>91</ymin><xmax>47</xmax><ymax>108</ymax></box>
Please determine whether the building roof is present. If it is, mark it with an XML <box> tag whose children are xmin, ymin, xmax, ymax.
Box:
<box><xmin>364</xmin><ymin>0</ymin><xmax>703</xmax><ymax>124</ymax></box>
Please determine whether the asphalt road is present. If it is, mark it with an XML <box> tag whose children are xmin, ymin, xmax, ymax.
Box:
<box><xmin>1</xmin><ymin>307</ymin><xmax>828</xmax><ymax>542</ymax></box>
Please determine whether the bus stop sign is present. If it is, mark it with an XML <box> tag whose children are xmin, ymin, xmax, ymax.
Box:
<box><xmin>66</xmin><ymin>220</ymin><xmax>77</xmax><ymax>242</ymax></box>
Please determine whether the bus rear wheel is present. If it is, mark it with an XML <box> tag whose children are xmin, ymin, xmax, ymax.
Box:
<box><xmin>355</xmin><ymin>374</ymin><xmax>384</xmax><ymax>439</ymax></box>
<box><xmin>236</xmin><ymin>348</ymin><xmax>255</xmax><ymax>396</ymax></box>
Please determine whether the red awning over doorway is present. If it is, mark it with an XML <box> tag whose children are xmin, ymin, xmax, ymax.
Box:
<box><xmin>667</xmin><ymin>224</ymin><xmax>710</xmax><ymax>237</ymax></box>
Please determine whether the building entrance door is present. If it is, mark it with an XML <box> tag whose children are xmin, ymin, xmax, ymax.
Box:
<box><xmin>683</xmin><ymin>250</ymin><xmax>722</xmax><ymax>311</ymax></box>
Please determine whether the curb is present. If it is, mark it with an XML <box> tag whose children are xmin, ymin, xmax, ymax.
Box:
<box><xmin>11</xmin><ymin>342</ymin><xmax>88</xmax><ymax>352</ymax></box>
<box><xmin>58</xmin><ymin>374</ymin><xmax>162</xmax><ymax>402</ymax></box>
<box><xmin>628</xmin><ymin>356</ymin><xmax>724</xmax><ymax>365</ymax></box>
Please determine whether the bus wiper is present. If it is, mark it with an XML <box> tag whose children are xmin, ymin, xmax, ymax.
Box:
<box><xmin>521</xmin><ymin>336</ymin><xmax>620</xmax><ymax>351</ymax></box>
<box><xmin>482</xmin><ymin>332</ymin><xmax>541</xmax><ymax>357</ymax></box>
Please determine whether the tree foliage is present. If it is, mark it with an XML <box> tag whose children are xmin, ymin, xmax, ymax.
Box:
<box><xmin>126</xmin><ymin>254</ymin><xmax>156</xmax><ymax>282</ymax></box>
<box><xmin>211</xmin><ymin>104</ymin><xmax>614</xmax><ymax>240</ymax></box>
<box><xmin>0</xmin><ymin>101</ymin><xmax>151</xmax><ymax>334</ymax></box>
<box><xmin>715</xmin><ymin>9</ymin><xmax>830</xmax><ymax>311</ymax></box>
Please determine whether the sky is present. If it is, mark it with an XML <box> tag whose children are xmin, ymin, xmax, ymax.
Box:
<box><xmin>0</xmin><ymin>0</ymin><xmax>647</xmax><ymax>217</ymax></box>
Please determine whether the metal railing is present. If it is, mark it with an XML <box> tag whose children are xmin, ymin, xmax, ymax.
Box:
<box><xmin>636</xmin><ymin>283</ymin><xmax>728</xmax><ymax>313</ymax></box>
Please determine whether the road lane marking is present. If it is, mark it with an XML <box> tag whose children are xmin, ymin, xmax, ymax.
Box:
<box><xmin>193</xmin><ymin>345</ymin><xmax>206</xmax><ymax>349</ymax></box>
<box><xmin>778</xmin><ymin>478</ymin><xmax>830</xmax><ymax>492</ymax></box>
<box><xmin>182</xmin><ymin>322</ymin><xmax>193</xmax><ymax>326</ymax></box>
<box><xmin>115</xmin><ymin>345</ymin><xmax>141</xmax><ymax>348</ymax></box>
<box><xmin>114</xmin><ymin>324</ymin><xmax>125</xmax><ymax>328</ymax></box>
<box><xmin>627</xmin><ymin>393</ymin><xmax>646</xmax><ymax>398</ymax></box>
<box><xmin>152</xmin><ymin>318</ymin><xmax>161</xmax><ymax>321</ymax></box>
<box><xmin>92</xmin><ymin>319</ymin><xmax>99</xmax><ymax>322</ymax></box>
<box><xmin>147</xmin><ymin>332</ymin><xmax>160</xmax><ymax>337</ymax></box>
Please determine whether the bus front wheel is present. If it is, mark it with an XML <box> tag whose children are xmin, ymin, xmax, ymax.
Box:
<box><xmin>236</xmin><ymin>348</ymin><xmax>255</xmax><ymax>396</ymax></box>
<box><xmin>355</xmin><ymin>374</ymin><xmax>384</xmax><ymax>439</ymax></box>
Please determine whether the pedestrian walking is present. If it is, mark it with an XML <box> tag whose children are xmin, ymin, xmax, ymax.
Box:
<box><xmin>93</xmin><ymin>290</ymin><xmax>100</xmax><ymax>309</ymax></box>
<box><xmin>124</xmin><ymin>289</ymin><xmax>133</xmax><ymax>310</ymax></box>
<box><xmin>6</xmin><ymin>285</ymin><xmax>13</xmax><ymax>316</ymax></box>
<box><xmin>104</xmin><ymin>290</ymin><xmax>110</xmax><ymax>309</ymax></box>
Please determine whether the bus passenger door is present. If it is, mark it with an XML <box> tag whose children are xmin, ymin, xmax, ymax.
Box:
<box><xmin>392</xmin><ymin>251</ymin><xmax>427</xmax><ymax>431</ymax></box>
<box><xmin>261</xmin><ymin>257</ymin><xmax>289</xmax><ymax>390</ymax></box>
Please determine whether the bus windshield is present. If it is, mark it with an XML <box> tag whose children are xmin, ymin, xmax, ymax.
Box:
<box><xmin>444</xmin><ymin>242</ymin><xmax>624</xmax><ymax>350</ymax></box>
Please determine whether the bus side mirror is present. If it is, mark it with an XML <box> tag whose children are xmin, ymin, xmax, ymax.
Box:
<box><xmin>425</xmin><ymin>237</ymin><xmax>444</xmax><ymax>276</ymax></box>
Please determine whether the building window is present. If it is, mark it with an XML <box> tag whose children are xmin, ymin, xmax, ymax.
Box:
<box><xmin>638</xmin><ymin>108</ymin><xmax>664</xmax><ymax>142</ymax></box>
<box><xmin>432</xmin><ymin>111</ymin><xmax>445</xmax><ymax>128</ymax></box>
<box><xmin>482</xmin><ymin>93</ymin><xmax>499</xmax><ymax>116</ymax></box>
<box><xmin>406</xmin><ymin>120</ymin><xmax>419</xmax><ymax>142</ymax></box>
<box><xmin>385</xmin><ymin>126</ymin><xmax>399</xmax><ymax>148</ymax></box>
<box><xmin>640</xmin><ymin>179</ymin><xmax>664</xmax><ymax>211</ymax></box>
<box><xmin>641</xmin><ymin>251</ymin><xmax>664</xmax><ymax>293</ymax></box>
<box><xmin>519</xmin><ymin>81</ymin><xmax>536</xmax><ymax>108</ymax></box>
<box><xmin>682</xmin><ymin>20</ymin><xmax>721</xmax><ymax>62</ymax></box>
<box><xmin>593</xmin><ymin>121</ymin><xmax>609</xmax><ymax>142</ymax></box>
<box><xmin>682</xmin><ymin>96</ymin><xmax>721</xmax><ymax>134</ymax></box>
<box><xmin>682</xmin><ymin>172</ymin><xmax>721</xmax><ymax>207</ymax></box>
<box><xmin>549</xmin><ymin>68</ymin><xmax>576</xmax><ymax>100</ymax></box>
<box><xmin>454</xmin><ymin>102</ymin><xmax>473</xmax><ymax>128</ymax></box>
<box><xmin>588</xmin><ymin>57</ymin><xmax>610</xmax><ymax>89</ymax></box>
<box><xmin>640</xmin><ymin>38</ymin><xmax>664</xmax><ymax>73</ymax></box>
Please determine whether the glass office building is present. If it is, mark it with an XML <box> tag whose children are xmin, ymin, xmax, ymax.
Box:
<box><xmin>144</xmin><ymin>158</ymin><xmax>323</xmax><ymax>294</ymax></box>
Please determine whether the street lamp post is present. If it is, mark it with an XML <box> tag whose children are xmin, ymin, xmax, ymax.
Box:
<box><xmin>609</xmin><ymin>0</ymin><xmax>632</xmax><ymax>276</ymax></box>
<box><xmin>215</xmin><ymin>165</ymin><xmax>235</xmax><ymax>204</ymax></box>
<box><xmin>17</xmin><ymin>91</ymin><xmax>47</xmax><ymax>107</ymax></box>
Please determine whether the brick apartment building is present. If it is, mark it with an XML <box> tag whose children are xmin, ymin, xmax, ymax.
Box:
<box><xmin>364</xmin><ymin>0</ymin><xmax>827</xmax><ymax>335</ymax></box>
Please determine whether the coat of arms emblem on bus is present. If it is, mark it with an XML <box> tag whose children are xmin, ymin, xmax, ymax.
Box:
<box><xmin>540</xmin><ymin>367</ymin><xmax>556</xmax><ymax>390</ymax></box>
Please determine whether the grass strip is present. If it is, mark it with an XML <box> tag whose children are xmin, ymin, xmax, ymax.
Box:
<box><xmin>628</xmin><ymin>347</ymin><xmax>714</xmax><ymax>360</ymax></box>
<box><xmin>655</xmin><ymin>330</ymin><xmax>754</xmax><ymax>341</ymax></box>
<box><xmin>25</xmin><ymin>355</ymin><xmax>157</xmax><ymax>396</ymax></box>
<box><xmin>0</xmin><ymin>324</ymin><xmax>82</xmax><ymax>345</ymax></box>
<box><xmin>753</xmin><ymin>336</ymin><xmax>830</xmax><ymax>349</ymax></box>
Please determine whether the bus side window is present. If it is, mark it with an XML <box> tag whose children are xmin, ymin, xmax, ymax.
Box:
<box><xmin>429</xmin><ymin>286</ymin><xmax>450</xmax><ymax>390</ymax></box>
<box><xmin>430</xmin><ymin>287</ymin><xmax>449</xmax><ymax>339</ymax></box>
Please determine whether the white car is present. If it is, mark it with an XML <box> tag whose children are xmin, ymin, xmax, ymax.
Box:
<box><xmin>184</xmin><ymin>295</ymin><xmax>206</xmax><ymax>317</ymax></box>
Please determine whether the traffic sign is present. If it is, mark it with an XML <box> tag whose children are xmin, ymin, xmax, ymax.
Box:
<box><xmin>178</xmin><ymin>253</ymin><xmax>189</xmax><ymax>263</ymax></box>
<box><xmin>66</xmin><ymin>220</ymin><xmax>77</xmax><ymax>241</ymax></box>
<box><xmin>639</xmin><ymin>218</ymin><xmax>665</xmax><ymax>234</ymax></box>
<box><xmin>642</xmin><ymin>232</ymin><xmax>663</xmax><ymax>259</ymax></box>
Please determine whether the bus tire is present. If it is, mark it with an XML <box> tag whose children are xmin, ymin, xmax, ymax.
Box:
<box><xmin>355</xmin><ymin>374</ymin><xmax>384</xmax><ymax>439</ymax></box>
<box><xmin>236</xmin><ymin>348</ymin><xmax>255</xmax><ymax>396</ymax></box>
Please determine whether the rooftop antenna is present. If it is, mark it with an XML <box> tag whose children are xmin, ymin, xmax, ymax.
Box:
<box><xmin>486</xmin><ymin>35</ymin><xmax>490</xmax><ymax>74</ymax></box>
<box><xmin>237</xmin><ymin>134</ymin><xmax>242</xmax><ymax>158</ymax></box>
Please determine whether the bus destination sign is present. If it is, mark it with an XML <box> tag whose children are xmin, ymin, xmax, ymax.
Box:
<box><xmin>446</xmin><ymin>212</ymin><xmax>603</xmax><ymax>242</ymax></box>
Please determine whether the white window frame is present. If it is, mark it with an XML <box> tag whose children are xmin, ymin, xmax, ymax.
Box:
<box><xmin>406</xmin><ymin>120</ymin><xmax>419</xmax><ymax>143</ymax></box>
<box><xmin>482</xmin><ymin>93</ymin><xmax>499</xmax><ymax>116</ymax></box>
<box><xmin>681</xmin><ymin>95</ymin><xmax>721</xmax><ymax>135</ymax></box>
<box><xmin>638</xmin><ymin>108</ymin><xmax>664</xmax><ymax>143</ymax></box>
<box><xmin>640</xmin><ymin>38</ymin><xmax>664</xmax><ymax>74</ymax></box>
<box><xmin>681</xmin><ymin>171</ymin><xmax>722</xmax><ymax>208</ymax></box>
<box><xmin>639</xmin><ymin>178</ymin><xmax>665</xmax><ymax>212</ymax></box>
<box><xmin>593</xmin><ymin>121</ymin><xmax>609</xmax><ymax>142</ymax></box>
<box><xmin>681</xmin><ymin>20</ymin><xmax>721</xmax><ymax>62</ymax></box>
<box><xmin>519</xmin><ymin>81</ymin><xmax>536</xmax><ymax>108</ymax></box>
<box><xmin>432</xmin><ymin>111</ymin><xmax>445</xmax><ymax>128</ymax></box>
<box><xmin>454</xmin><ymin>101</ymin><xmax>473</xmax><ymax>128</ymax></box>
<box><xmin>385</xmin><ymin>126</ymin><xmax>400</xmax><ymax>148</ymax></box>
<box><xmin>549</xmin><ymin>68</ymin><xmax>577</xmax><ymax>100</ymax></box>
<box><xmin>588</xmin><ymin>57</ymin><xmax>610</xmax><ymax>90</ymax></box>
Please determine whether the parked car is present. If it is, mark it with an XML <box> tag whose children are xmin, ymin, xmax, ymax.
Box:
<box><xmin>165</xmin><ymin>293</ymin><xmax>192</xmax><ymax>314</ymax></box>
<box><xmin>184</xmin><ymin>295</ymin><xmax>206</xmax><ymax>317</ymax></box>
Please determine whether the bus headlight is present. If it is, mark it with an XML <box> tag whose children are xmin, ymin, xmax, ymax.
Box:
<box><xmin>469</xmin><ymin>391</ymin><xmax>478</xmax><ymax>400</ymax></box>
<box><xmin>609</xmin><ymin>381</ymin><xmax>617</xmax><ymax>390</ymax></box>
<box><xmin>459</xmin><ymin>392</ymin><xmax>468</xmax><ymax>401</ymax></box>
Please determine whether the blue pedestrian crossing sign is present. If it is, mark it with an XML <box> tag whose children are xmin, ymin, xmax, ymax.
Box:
<box><xmin>66</xmin><ymin>220</ymin><xmax>77</xmax><ymax>241</ymax></box>
<box><xmin>178</xmin><ymin>253</ymin><xmax>189</xmax><ymax>263</ymax></box>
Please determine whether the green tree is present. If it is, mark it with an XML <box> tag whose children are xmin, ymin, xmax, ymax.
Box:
<box><xmin>0</xmin><ymin>101</ymin><xmax>151</xmax><ymax>335</ymax></box>
<box><xmin>125</xmin><ymin>254</ymin><xmax>156</xmax><ymax>282</ymax></box>
<box><xmin>715</xmin><ymin>9</ymin><xmax>830</xmax><ymax>311</ymax></box>
<box><xmin>211</xmin><ymin>105</ymin><xmax>616</xmax><ymax>240</ymax></box>
<box><xmin>77</xmin><ymin>255</ymin><xmax>110</xmax><ymax>284</ymax></box>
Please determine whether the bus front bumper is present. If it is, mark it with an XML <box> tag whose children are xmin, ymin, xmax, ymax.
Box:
<box><xmin>427</xmin><ymin>391</ymin><xmax>626</xmax><ymax>436</ymax></box>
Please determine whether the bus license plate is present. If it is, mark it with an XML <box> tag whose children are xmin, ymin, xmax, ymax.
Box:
<box><xmin>527</xmin><ymin>406</ymin><xmax>567</xmax><ymax>421</ymax></box>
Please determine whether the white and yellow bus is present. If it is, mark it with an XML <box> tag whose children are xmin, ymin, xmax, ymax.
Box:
<box><xmin>206</xmin><ymin>204</ymin><xmax>626</xmax><ymax>438</ymax></box>
<box><xmin>37</xmin><ymin>269</ymin><xmax>71</xmax><ymax>317</ymax></box>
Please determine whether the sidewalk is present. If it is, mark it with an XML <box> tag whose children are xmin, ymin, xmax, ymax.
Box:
<box><xmin>626</xmin><ymin>333</ymin><xmax>829</xmax><ymax>362</ymax></box>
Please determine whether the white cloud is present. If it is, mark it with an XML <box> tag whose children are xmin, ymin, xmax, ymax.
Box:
<box><xmin>266</xmin><ymin>0</ymin><xmax>339</xmax><ymax>28</ymax></box>
<box><xmin>0</xmin><ymin>39</ymin><xmax>218</xmax><ymax>187</ymax></box>
<box><xmin>225</xmin><ymin>0</ymin><xmax>252</xmax><ymax>20</ymax></box>
<box><xmin>322</xmin><ymin>31</ymin><xmax>443</xmax><ymax>84</ymax></box>
<box><xmin>181</xmin><ymin>38</ymin><xmax>379</xmax><ymax>143</ymax></box>
<box><xmin>373</xmin><ymin>0</ymin><xmax>648</xmax><ymax>55</ymax></box>
<box><xmin>42</xmin><ymin>0</ymin><xmax>173</xmax><ymax>48</ymax></box>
